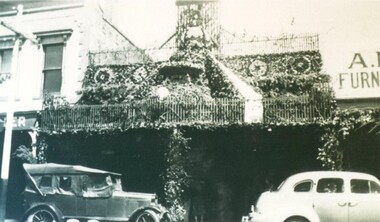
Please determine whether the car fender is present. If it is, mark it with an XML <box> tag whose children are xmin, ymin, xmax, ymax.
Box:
<box><xmin>130</xmin><ymin>205</ymin><xmax>171</xmax><ymax>222</ymax></box>
<box><xmin>275</xmin><ymin>206</ymin><xmax>320</xmax><ymax>222</ymax></box>
<box><xmin>21</xmin><ymin>204</ymin><xmax>64</xmax><ymax>222</ymax></box>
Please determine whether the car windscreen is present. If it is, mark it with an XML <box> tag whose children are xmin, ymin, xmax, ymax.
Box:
<box><xmin>83</xmin><ymin>174</ymin><xmax>114</xmax><ymax>198</ymax></box>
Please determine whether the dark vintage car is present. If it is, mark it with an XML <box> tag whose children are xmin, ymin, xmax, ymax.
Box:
<box><xmin>21</xmin><ymin>163</ymin><xmax>171</xmax><ymax>222</ymax></box>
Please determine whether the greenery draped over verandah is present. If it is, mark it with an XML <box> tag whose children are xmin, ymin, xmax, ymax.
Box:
<box><xmin>14</xmin><ymin>45</ymin><xmax>380</xmax><ymax>221</ymax></box>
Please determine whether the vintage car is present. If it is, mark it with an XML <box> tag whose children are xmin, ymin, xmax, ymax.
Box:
<box><xmin>243</xmin><ymin>171</ymin><xmax>380</xmax><ymax>222</ymax></box>
<box><xmin>21</xmin><ymin>163</ymin><xmax>171</xmax><ymax>222</ymax></box>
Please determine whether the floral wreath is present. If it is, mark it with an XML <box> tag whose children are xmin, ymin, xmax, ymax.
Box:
<box><xmin>249</xmin><ymin>59</ymin><xmax>268</xmax><ymax>76</ymax></box>
<box><xmin>131</xmin><ymin>66</ymin><xmax>148</xmax><ymax>84</ymax></box>
<box><xmin>94</xmin><ymin>68</ymin><xmax>113</xmax><ymax>84</ymax></box>
<box><xmin>291</xmin><ymin>56</ymin><xmax>311</xmax><ymax>74</ymax></box>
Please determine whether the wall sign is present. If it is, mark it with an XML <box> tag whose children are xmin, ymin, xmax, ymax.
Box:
<box><xmin>0</xmin><ymin>112</ymin><xmax>38</xmax><ymax>132</ymax></box>
<box><xmin>333</xmin><ymin>51</ymin><xmax>380</xmax><ymax>99</ymax></box>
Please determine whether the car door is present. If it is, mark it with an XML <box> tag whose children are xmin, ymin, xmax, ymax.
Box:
<box><xmin>51</xmin><ymin>175</ymin><xmax>78</xmax><ymax>216</ymax></box>
<box><xmin>83</xmin><ymin>174</ymin><xmax>109</xmax><ymax>218</ymax></box>
<box><xmin>348</xmin><ymin>179</ymin><xmax>380</xmax><ymax>222</ymax></box>
<box><xmin>312</xmin><ymin>178</ymin><xmax>349</xmax><ymax>222</ymax></box>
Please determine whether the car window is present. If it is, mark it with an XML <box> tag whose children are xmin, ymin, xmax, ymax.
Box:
<box><xmin>59</xmin><ymin>176</ymin><xmax>72</xmax><ymax>192</ymax></box>
<box><xmin>294</xmin><ymin>180</ymin><xmax>313</xmax><ymax>192</ymax></box>
<box><xmin>39</xmin><ymin>175</ymin><xmax>52</xmax><ymax>188</ymax></box>
<box><xmin>370</xmin><ymin>181</ymin><xmax>380</xmax><ymax>193</ymax></box>
<box><xmin>351</xmin><ymin>179</ymin><xmax>380</xmax><ymax>193</ymax></box>
<box><xmin>317</xmin><ymin>178</ymin><xmax>344</xmax><ymax>193</ymax></box>
<box><xmin>351</xmin><ymin>179</ymin><xmax>370</xmax><ymax>193</ymax></box>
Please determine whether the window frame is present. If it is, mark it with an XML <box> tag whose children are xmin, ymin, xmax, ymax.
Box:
<box><xmin>42</xmin><ymin>43</ymin><xmax>64</xmax><ymax>95</ymax></box>
<box><xmin>0</xmin><ymin>47</ymin><xmax>13</xmax><ymax>75</ymax></box>
<box><xmin>36</xmin><ymin>29</ymin><xmax>72</xmax><ymax>96</ymax></box>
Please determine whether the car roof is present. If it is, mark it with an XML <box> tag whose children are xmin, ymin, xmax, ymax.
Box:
<box><xmin>279</xmin><ymin>171</ymin><xmax>379</xmax><ymax>190</ymax></box>
<box><xmin>288</xmin><ymin>171</ymin><xmax>379</xmax><ymax>180</ymax></box>
<box><xmin>23</xmin><ymin>163</ymin><xmax>121</xmax><ymax>176</ymax></box>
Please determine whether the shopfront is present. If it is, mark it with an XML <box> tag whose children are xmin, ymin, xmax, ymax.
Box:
<box><xmin>0</xmin><ymin>111</ymin><xmax>39</xmax><ymax>219</ymax></box>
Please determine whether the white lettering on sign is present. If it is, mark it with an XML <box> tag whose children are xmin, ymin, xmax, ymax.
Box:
<box><xmin>2</xmin><ymin>116</ymin><xmax>27</xmax><ymax>128</ymax></box>
<box><xmin>333</xmin><ymin>51</ymin><xmax>380</xmax><ymax>99</ymax></box>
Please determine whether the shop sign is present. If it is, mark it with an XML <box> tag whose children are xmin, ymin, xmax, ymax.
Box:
<box><xmin>333</xmin><ymin>51</ymin><xmax>380</xmax><ymax>99</ymax></box>
<box><xmin>0</xmin><ymin>112</ymin><xmax>38</xmax><ymax>132</ymax></box>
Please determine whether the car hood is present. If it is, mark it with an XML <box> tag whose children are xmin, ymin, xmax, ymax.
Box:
<box><xmin>114</xmin><ymin>190</ymin><xmax>157</xmax><ymax>200</ymax></box>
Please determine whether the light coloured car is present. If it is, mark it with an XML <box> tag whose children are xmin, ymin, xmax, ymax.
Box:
<box><xmin>244</xmin><ymin>171</ymin><xmax>380</xmax><ymax>222</ymax></box>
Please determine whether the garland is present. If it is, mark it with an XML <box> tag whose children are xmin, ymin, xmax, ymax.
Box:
<box><xmin>204</xmin><ymin>55</ymin><xmax>241</xmax><ymax>98</ymax></box>
<box><xmin>162</xmin><ymin>129</ymin><xmax>191</xmax><ymax>221</ymax></box>
<box><xmin>219</xmin><ymin>51</ymin><xmax>330</xmax><ymax>97</ymax></box>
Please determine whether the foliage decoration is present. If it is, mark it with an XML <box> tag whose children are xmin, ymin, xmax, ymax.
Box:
<box><xmin>204</xmin><ymin>54</ymin><xmax>241</xmax><ymax>98</ymax></box>
<box><xmin>162</xmin><ymin>129</ymin><xmax>191</xmax><ymax>221</ymax></box>
<box><xmin>219</xmin><ymin>51</ymin><xmax>328</xmax><ymax>97</ymax></box>
<box><xmin>317</xmin><ymin>108</ymin><xmax>380</xmax><ymax>170</ymax></box>
<box><xmin>159</xmin><ymin>49</ymin><xmax>206</xmax><ymax>82</ymax></box>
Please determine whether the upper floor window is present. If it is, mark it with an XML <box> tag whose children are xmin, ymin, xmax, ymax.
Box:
<box><xmin>43</xmin><ymin>44</ymin><xmax>63</xmax><ymax>94</ymax></box>
<box><xmin>0</xmin><ymin>48</ymin><xmax>12</xmax><ymax>75</ymax></box>
<box><xmin>37</xmin><ymin>29</ymin><xmax>72</xmax><ymax>95</ymax></box>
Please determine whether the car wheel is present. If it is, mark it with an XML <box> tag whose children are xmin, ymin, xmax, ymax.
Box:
<box><xmin>135</xmin><ymin>209</ymin><xmax>160</xmax><ymax>222</ymax></box>
<box><xmin>160</xmin><ymin>212</ymin><xmax>172</xmax><ymax>222</ymax></box>
<box><xmin>284</xmin><ymin>216</ymin><xmax>309</xmax><ymax>222</ymax></box>
<box><xmin>23</xmin><ymin>208</ymin><xmax>59</xmax><ymax>222</ymax></box>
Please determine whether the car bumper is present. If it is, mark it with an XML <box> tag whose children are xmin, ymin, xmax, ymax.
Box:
<box><xmin>242</xmin><ymin>212</ymin><xmax>280</xmax><ymax>222</ymax></box>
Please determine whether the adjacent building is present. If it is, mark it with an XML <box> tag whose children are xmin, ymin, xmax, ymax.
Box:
<box><xmin>0</xmin><ymin>0</ymin><xmax>146</xmax><ymax>151</ymax></box>
<box><xmin>0</xmin><ymin>0</ymin><xmax>146</xmax><ymax>218</ymax></box>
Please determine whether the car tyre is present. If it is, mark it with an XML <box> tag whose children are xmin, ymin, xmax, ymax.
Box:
<box><xmin>160</xmin><ymin>212</ymin><xmax>172</xmax><ymax>222</ymax></box>
<box><xmin>284</xmin><ymin>216</ymin><xmax>309</xmax><ymax>222</ymax></box>
<box><xmin>135</xmin><ymin>209</ymin><xmax>160</xmax><ymax>222</ymax></box>
<box><xmin>22</xmin><ymin>207</ymin><xmax>59</xmax><ymax>222</ymax></box>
